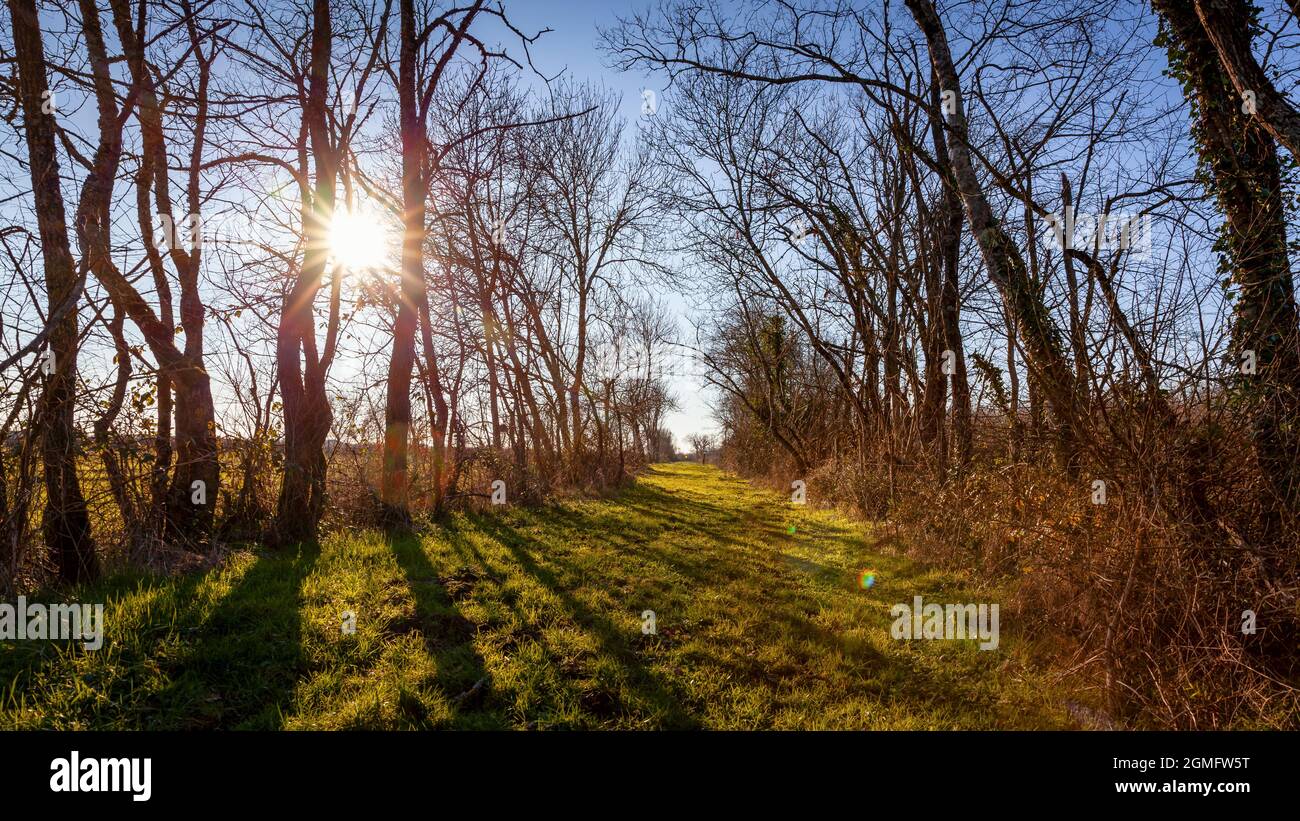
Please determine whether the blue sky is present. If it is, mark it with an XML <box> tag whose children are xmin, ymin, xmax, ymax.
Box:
<box><xmin>0</xmin><ymin>0</ymin><xmax>719</xmax><ymax>453</ymax></box>
<box><xmin>489</xmin><ymin>1</ymin><xmax>719</xmax><ymax>449</ymax></box>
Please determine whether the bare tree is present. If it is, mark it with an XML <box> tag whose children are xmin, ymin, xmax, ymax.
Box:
<box><xmin>7</xmin><ymin>0</ymin><xmax>97</xmax><ymax>583</ymax></box>
<box><xmin>687</xmin><ymin>432</ymin><xmax>714</xmax><ymax>464</ymax></box>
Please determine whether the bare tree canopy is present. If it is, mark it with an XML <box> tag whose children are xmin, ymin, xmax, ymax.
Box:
<box><xmin>1</xmin><ymin>0</ymin><xmax>1297</xmax><ymax>734</ymax></box>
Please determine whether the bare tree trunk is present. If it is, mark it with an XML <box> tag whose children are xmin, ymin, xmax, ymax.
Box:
<box><xmin>68</xmin><ymin>0</ymin><xmax>220</xmax><ymax>552</ymax></box>
<box><xmin>906</xmin><ymin>0</ymin><xmax>1082</xmax><ymax>472</ymax></box>
<box><xmin>418</xmin><ymin>289</ymin><xmax>450</xmax><ymax>512</ymax></box>
<box><xmin>94</xmin><ymin>300</ymin><xmax>137</xmax><ymax>537</ymax></box>
<box><xmin>1155</xmin><ymin>0</ymin><xmax>1300</xmax><ymax>513</ymax></box>
<box><xmin>380</xmin><ymin>0</ymin><xmax>424</xmax><ymax>520</ymax></box>
<box><xmin>8</xmin><ymin>0</ymin><xmax>98</xmax><ymax>583</ymax></box>
<box><xmin>941</xmin><ymin>221</ymin><xmax>971</xmax><ymax>470</ymax></box>
<box><xmin>930</xmin><ymin>107</ymin><xmax>972</xmax><ymax>472</ymax></box>
<box><xmin>1193</xmin><ymin>0</ymin><xmax>1300</xmax><ymax>162</ymax></box>
<box><xmin>382</xmin><ymin>0</ymin><xmax>479</xmax><ymax>518</ymax></box>
<box><xmin>114</xmin><ymin>0</ymin><xmax>172</xmax><ymax>543</ymax></box>
<box><xmin>274</xmin><ymin>0</ymin><xmax>336</xmax><ymax>546</ymax></box>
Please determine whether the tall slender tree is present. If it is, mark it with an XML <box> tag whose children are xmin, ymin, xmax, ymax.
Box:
<box><xmin>7</xmin><ymin>0</ymin><xmax>98</xmax><ymax>583</ymax></box>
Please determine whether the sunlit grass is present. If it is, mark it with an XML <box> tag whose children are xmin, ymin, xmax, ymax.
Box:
<box><xmin>0</xmin><ymin>462</ymin><xmax>1074</xmax><ymax>729</ymax></box>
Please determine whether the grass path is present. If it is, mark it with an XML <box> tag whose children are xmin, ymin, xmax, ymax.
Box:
<box><xmin>1</xmin><ymin>462</ymin><xmax>1074</xmax><ymax>729</ymax></box>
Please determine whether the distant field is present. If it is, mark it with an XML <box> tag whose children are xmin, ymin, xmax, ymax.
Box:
<box><xmin>1</xmin><ymin>462</ymin><xmax>1074</xmax><ymax>729</ymax></box>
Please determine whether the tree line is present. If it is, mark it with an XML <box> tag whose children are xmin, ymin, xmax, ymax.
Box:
<box><xmin>1</xmin><ymin>0</ymin><xmax>679</xmax><ymax>586</ymax></box>
<box><xmin>603</xmin><ymin>0</ymin><xmax>1300</xmax><ymax>726</ymax></box>
<box><xmin>3</xmin><ymin>0</ymin><xmax>1299</xmax><ymax>727</ymax></box>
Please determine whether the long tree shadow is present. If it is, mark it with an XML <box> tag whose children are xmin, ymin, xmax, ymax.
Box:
<box><xmin>150</xmin><ymin>542</ymin><xmax>321</xmax><ymax>729</ymax></box>
<box><xmin>538</xmin><ymin>504</ymin><xmax>875</xmax><ymax>661</ymax></box>
<box><xmin>537</xmin><ymin>482</ymin><xmax>1006</xmax><ymax>721</ymax></box>
<box><xmin>456</xmin><ymin>511</ymin><xmax>702</xmax><ymax>729</ymax></box>
<box><xmin>384</xmin><ymin>532</ymin><xmax>499</xmax><ymax>728</ymax></box>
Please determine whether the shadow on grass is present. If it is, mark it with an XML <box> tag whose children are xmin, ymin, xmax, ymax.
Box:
<box><xmin>538</xmin><ymin>503</ymin><xmax>867</xmax><ymax>658</ymax></box>
<box><xmin>383</xmin><ymin>531</ymin><xmax>500</xmax><ymax>728</ymax></box>
<box><xmin>150</xmin><ymin>542</ymin><xmax>321</xmax><ymax>729</ymax></box>
<box><xmin>3</xmin><ymin>464</ymin><xmax>1027</xmax><ymax>729</ymax></box>
<box><xmin>449</xmin><ymin>512</ymin><xmax>702</xmax><ymax>729</ymax></box>
<box><xmin>529</xmin><ymin>477</ymin><xmax>1007</xmax><ymax>723</ymax></box>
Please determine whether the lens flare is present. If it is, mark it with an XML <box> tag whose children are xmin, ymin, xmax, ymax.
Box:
<box><xmin>857</xmin><ymin>569</ymin><xmax>877</xmax><ymax>589</ymax></box>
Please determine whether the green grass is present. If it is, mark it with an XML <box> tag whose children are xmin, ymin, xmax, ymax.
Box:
<box><xmin>1</xmin><ymin>462</ymin><xmax>1075</xmax><ymax>729</ymax></box>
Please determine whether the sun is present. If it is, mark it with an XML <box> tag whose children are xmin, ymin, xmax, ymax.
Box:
<box><xmin>329</xmin><ymin>206</ymin><xmax>391</xmax><ymax>272</ymax></box>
